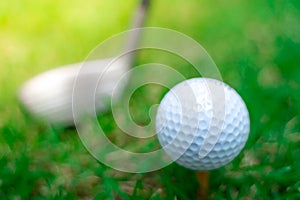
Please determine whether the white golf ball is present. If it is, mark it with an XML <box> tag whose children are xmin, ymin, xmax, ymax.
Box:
<box><xmin>156</xmin><ymin>78</ymin><xmax>250</xmax><ymax>171</ymax></box>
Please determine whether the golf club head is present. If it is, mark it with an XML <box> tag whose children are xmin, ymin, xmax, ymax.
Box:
<box><xmin>19</xmin><ymin>58</ymin><xmax>129</xmax><ymax>125</ymax></box>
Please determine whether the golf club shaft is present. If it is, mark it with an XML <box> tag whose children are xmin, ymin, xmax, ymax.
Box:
<box><xmin>124</xmin><ymin>0</ymin><xmax>151</xmax><ymax>62</ymax></box>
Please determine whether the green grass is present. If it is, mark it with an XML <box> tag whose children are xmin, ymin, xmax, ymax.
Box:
<box><xmin>1</xmin><ymin>0</ymin><xmax>300</xmax><ymax>199</ymax></box>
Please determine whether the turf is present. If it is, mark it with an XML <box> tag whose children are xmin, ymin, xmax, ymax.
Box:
<box><xmin>1</xmin><ymin>0</ymin><xmax>300</xmax><ymax>199</ymax></box>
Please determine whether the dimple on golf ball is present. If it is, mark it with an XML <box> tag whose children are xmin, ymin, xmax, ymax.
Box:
<box><xmin>156</xmin><ymin>78</ymin><xmax>250</xmax><ymax>171</ymax></box>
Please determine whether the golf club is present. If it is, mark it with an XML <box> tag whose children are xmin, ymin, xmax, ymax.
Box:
<box><xmin>19</xmin><ymin>0</ymin><xmax>150</xmax><ymax>125</ymax></box>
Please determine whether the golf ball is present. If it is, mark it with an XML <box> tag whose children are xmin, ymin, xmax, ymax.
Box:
<box><xmin>156</xmin><ymin>78</ymin><xmax>250</xmax><ymax>170</ymax></box>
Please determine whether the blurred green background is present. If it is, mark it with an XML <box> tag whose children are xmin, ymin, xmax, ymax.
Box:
<box><xmin>1</xmin><ymin>0</ymin><xmax>300</xmax><ymax>199</ymax></box>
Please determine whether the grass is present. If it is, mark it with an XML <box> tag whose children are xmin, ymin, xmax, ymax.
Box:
<box><xmin>1</xmin><ymin>0</ymin><xmax>300</xmax><ymax>199</ymax></box>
